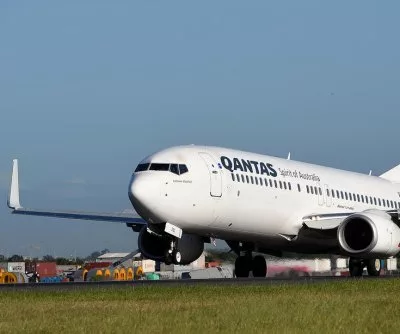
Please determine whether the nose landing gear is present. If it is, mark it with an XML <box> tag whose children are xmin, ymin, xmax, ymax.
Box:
<box><xmin>165</xmin><ymin>239</ymin><xmax>181</xmax><ymax>265</ymax></box>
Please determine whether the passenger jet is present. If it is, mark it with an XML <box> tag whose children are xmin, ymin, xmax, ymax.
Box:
<box><xmin>7</xmin><ymin>145</ymin><xmax>400</xmax><ymax>277</ymax></box>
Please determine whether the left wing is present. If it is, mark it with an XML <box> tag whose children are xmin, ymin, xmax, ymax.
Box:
<box><xmin>7</xmin><ymin>159</ymin><xmax>146</xmax><ymax>227</ymax></box>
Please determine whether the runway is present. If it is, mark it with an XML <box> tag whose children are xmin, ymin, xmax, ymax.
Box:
<box><xmin>1</xmin><ymin>275</ymin><xmax>400</xmax><ymax>290</ymax></box>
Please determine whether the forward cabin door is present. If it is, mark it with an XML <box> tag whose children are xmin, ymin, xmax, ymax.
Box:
<box><xmin>324</xmin><ymin>184</ymin><xmax>332</xmax><ymax>207</ymax></box>
<box><xmin>199</xmin><ymin>152</ymin><xmax>222</xmax><ymax>197</ymax></box>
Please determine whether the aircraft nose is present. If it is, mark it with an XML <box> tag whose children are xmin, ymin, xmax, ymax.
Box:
<box><xmin>128</xmin><ymin>175</ymin><xmax>159</xmax><ymax>220</ymax></box>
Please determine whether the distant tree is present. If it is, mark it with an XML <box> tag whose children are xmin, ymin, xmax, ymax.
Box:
<box><xmin>85</xmin><ymin>251</ymin><xmax>101</xmax><ymax>261</ymax></box>
<box><xmin>42</xmin><ymin>254</ymin><xmax>55</xmax><ymax>262</ymax></box>
<box><xmin>0</xmin><ymin>254</ymin><xmax>5</xmax><ymax>262</ymax></box>
<box><xmin>8</xmin><ymin>254</ymin><xmax>24</xmax><ymax>262</ymax></box>
<box><xmin>75</xmin><ymin>257</ymin><xmax>84</xmax><ymax>265</ymax></box>
<box><xmin>56</xmin><ymin>257</ymin><xmax>72</xmax><ymax>265</ymax></box>
<box><xmin>100</xmin><ymin>248</ymin><xmax>110</xmax><ymax>255</ymax></box>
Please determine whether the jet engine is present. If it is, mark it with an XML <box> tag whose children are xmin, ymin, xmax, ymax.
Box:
<box><xmin>337</xmin><ymin>211</ymin><xmax>400</xmax><ymax>258</ymax></box>
<box><xmin>137</xmin><ymin>227</ymin><xmax>204</xmax><ymax>265</ymax></box>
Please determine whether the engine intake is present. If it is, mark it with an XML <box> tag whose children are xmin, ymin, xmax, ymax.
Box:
<box><xmin>138</xmin><ymin>227</ymin><xmax>204</xmax><ymax>265</ymax></box>
<box><xmin>338</xmin><ymin>211</ymin><xmax>400</xmax><ymax>258</ymax></box>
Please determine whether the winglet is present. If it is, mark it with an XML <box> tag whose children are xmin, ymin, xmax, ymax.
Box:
<box><xmin>7</xmin><ymin>159</ymin><xmax>22</xmax><ymax>210</ymax></box>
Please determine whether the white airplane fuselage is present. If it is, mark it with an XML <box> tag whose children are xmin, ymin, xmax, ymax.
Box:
<box><xmin>128</xmin><ymin>145</ymin><xmax>400</xmax><ymax>254</ymax></box>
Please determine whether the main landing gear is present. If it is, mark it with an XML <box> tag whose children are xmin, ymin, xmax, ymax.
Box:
<box><xmin>349</xmin><ymin>257</ymin><xmax>382</xmax><ymax>277</ymax></box>
<box><xmin>235</xmin><ymin>253</ymin><xmax>267</xmax><ymax>278</ymax></box>
<box><xmin>164</xmin><ymin>239</ymin><xmax>181</xmax><ymax>265</ymax></box>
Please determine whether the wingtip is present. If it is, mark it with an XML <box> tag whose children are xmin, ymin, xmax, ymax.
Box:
<box><xmin>7</xmin><ymin>159</ymin><xmax>22</xmax><ymax>210</ymax></box>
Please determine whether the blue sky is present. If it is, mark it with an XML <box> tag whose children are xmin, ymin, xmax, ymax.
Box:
<box><xmin>1</xmin><ymin>1</ymin><xmax>400</xmax><ymax>257</ymax></box>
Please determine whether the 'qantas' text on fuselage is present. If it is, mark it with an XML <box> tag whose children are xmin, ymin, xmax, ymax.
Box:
<box><xmin>220</xmin><ymin>156</ymin><xmax>278</xmax><ymax>177</ymax></box>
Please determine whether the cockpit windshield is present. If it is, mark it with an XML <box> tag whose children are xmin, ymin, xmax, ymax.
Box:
<box><xmin>135</xmin><ymin>163</ymin><xmax>188</xmax><ymax>175</ymax></box>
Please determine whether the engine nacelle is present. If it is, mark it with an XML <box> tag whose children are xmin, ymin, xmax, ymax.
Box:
<box><xmin>138</xmin><ymin>228</ymin><xmax>204</xmax><ymax>265</ymax></box>
<box><xmin>337</xmin><ymin>211</ymin><xmax>400</xmax><ymax>258</ymax></box>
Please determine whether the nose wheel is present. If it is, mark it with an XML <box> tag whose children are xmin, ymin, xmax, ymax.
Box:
<box><xmin>165</xmin><ymin>239</ymin><xmax>181</xmax><ymax>265</ymax></box>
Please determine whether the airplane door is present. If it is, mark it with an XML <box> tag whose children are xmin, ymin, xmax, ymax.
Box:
<box><xmin>199</xmin><ymin>152</ymin><xmax>222</xmax><ymax>197</ymax></box>
<box><xmin>317</xmin><ymin>182</ymin><xmax>324</xmax><ymax>206</ymax></box>
<box><xmin>324</xmin><ymin>184</ymin><xmax>332</xmax><ymax>207</ymax></box>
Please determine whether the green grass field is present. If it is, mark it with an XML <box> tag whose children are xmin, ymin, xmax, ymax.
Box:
<box><xmin>0</xmin><ymin>279</ymin><xmax>399</xmax><ymax>333</ymax></box>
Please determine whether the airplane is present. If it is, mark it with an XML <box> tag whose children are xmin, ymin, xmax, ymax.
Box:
<box><xmin>7</xmin><ymin>145</ymin><xmax>400</xmax><ymax>278</ymax></box>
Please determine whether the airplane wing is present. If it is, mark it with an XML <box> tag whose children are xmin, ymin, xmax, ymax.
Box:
<box><xmin>302</xmin><ymin>209</ymin><xmax>400</xmax><ymax>231</ymax></box>
<box><xmin>7</xmin><ymin>159</ymin><xmax>146</xmax><ymax>226</ymax></box>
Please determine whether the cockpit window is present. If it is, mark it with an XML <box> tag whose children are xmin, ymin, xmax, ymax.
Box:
<box><xmin>179</xmin><ymin>164</ymin><xmax>188</xmax><ymax>175</ymax></box>
<box><xmin>170</xmin><ymin>164</ymin><xmax>179</xmax><ymax>175</ymax></box>
<box><xmin>135</xmin><ymin>162</ymin><xmax>189</xmax><ymax>175</ymax></box>
<box><xmin>135</xmin><ymin>163</ymin><xmax>150</xmax><ymax>172</ymax></box>
<box><xmin>150</xmin><ymin>163</ymin><xmax>170</xmax><ymax>171</ymax></box>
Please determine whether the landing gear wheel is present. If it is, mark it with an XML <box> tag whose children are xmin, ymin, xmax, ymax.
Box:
<box><xmin>173</xmin><ymin>250</ymin><xmax>181</xmax><ymax>264</ymax></box>
<box><xmin>349</xmin><ymin>258</ymin><xmax>363</xmax><ymax>277</ymax></box>
<box><xmin>252</xmin><ymin>255</ymin><xmax>267</xmax><ymax>278</ymax></box>
<box><xmin>164</xmin><ymin>250</ymin><xmax>173</xmax><ymax>265</ymax></box>
<box><xmin>367</xmin><ymin>259</ymin><xmax>382</xmax><ymax>277</ymax></box>
<box><xmin>235</xmin><ymin>256</ymin><xmax>250</xmax><ymax>278</ymax></box>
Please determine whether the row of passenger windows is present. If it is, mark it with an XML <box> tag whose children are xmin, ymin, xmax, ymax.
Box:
<box><xmin>230</xmin><ymin>173</ymin><xmax>400</xmax><ymax>209</ymax></box>
<box><xmin>135</xmin><ymin>163</ymin><xmax>189</xmax><ymax>175</ymax></box>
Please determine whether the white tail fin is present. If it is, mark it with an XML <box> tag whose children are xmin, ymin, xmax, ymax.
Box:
<box><xmin>380</xmin><ymin>164</ymin><xmax>400</xmax><ymax>183</ymax></box>
<box><xmin>7</xmin><ymin>159</ymin><xmax>22</xmax><ymax>209</ymax></box>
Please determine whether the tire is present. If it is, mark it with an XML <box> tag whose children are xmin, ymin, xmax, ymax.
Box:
<box><xmin>235</xmin><ymin>256</ymin><xmax>250</xmax><ymax>278</ymax></box>
<box><xmin>367</xmin><ymin>259</ymin><xmax>382</xmax><ymax>277</ymax></box>
<box><xmin>164</xmin><ymin>250</ymin><xmax>172</xmax><ymax>265</ymax></box>
<box><xmin>349</xmin><ymin>258</ymin><xmax>363</xmax><ymax>277</ymax></box>
<box><xmin>252</xmin><ymin>255</ymin><xmax>267</xmax><ymax>278</ymax></box>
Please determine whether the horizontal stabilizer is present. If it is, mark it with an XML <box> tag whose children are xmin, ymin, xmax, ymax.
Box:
<box><xmin>380</xmin><ymin>164</ymin><xmax>400</xmax><ymax>183</ymax></box>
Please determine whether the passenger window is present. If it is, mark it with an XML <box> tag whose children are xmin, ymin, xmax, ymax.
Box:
<box><xmin>170</xmin><ymin>164</ymin><xmax>179</xmax><ymax>175</ymax></box>
<box><xmin>348</xmin><ymin>193</ymin><xmax>352</xmax><ymax>201</ymax></box>
<box><xmin>241</xmin><ymin>175</ymin><xmax>245</xmax><ymax>183</ymax></box>
<box><xmin>395</xmin><ymin>202</ymin><xmax>398</xmax><ymax>209</ymax></box>
<box><xmin>357</xmin><ymin>194</ymin><xmax>360</xmax><ymax>202</ymax></box>
<box><xmin>283</xmin><ymin>182</ymin><xmax>287</xmax><ymax>190</ymax></box>
<box><xmin>265</xmin><ymin>179</ymin><xmax>268</xmax><ymax>187</ymax></box>
<box><xmin>255</xmin><ymin>177</ymin><xmax>258</xmax><ymax>185</ymax></box>
<box><xmin>336</xmin><ymin>190</ymin><xmax>340</xmax><ymax>198</ymax></box>
<box><xmin>326</xmin><ymin>189</ymin><xmax>330</xmax><ymax>197</ymax></box>
<box><xmin>236</xmin><ymin>174</ymin><xmax>240</xmax><ymax>182</ymax></box>
<box><xmin>231</xmin><ymin>173</ymin><xmax>235</xmax><ymax>181</ymax></box>
<box><xmin>382</xmin><ymin>199</ymin><xmax>386</xmax><ymax>207</ymax></box>
<box><xmin>298</xmin><ymin>184</ymin><xmax>301</xmax><ymax>192</ymax></box>
<box><xmin>135</xmin><ymin>163</ymin><xmax>150</xmax><ymax>172</ymax></box>
<box><xmin>259</xmin><ymin>177</ymin><xmax>263</xmax><ymax>186</ymax></box>
<box><xmin>361</xmin><ymin>195</ymin><xmax>364</xmax><ymax>203</ymax></box>
<box><xmin>319</xmin><ymin>188</ymin><xmax>322</xmax><ymax>196</ymax></box>
<box><xmin>374</xmin><ymin>197</ymin><xmax>377</xmax><ymax>205</ymax></box>
<box><xmin>341</xmin><ymin>191</ymin><xmax>344</xmax><ymax>199</ymax></box>
<box><xmin>314</xmin><ymin>187</ymin><xmax>318</xmax><ymax>195</ymax></box>
<box><xmin>288</xmin><ymin>183</ymin><xmax>292</xmax><ymax>191</ymax></box>
<box><xmin>310</xmin><ymin>187</ymin><xmax>314</xmax><ymax>195</ymax></box>
<box><xmin>246</xmin><ymin>175</ymin><xmax>250</xmax><ymax>183</ymax></box>
<box><xmin>365</xmin><ymin>196</ymin><xmax>369</xmax><ymax>204</ymax></box>
<box><xmin>378</xmin><ymin>198</ymin><xmax>381</xmax><ymax>206</ymax></box>
<box><xmin>274</xmin><ymin>180</ymin><xmax>278</xmax><ymax>188</ymax></box>
<box><xmin>332</xmin><ymin>190</ymin><xmax>335</xmax><ymax>198</ymax></box>
<box><xmin>269</xmin><ymin>179</ymin><xmax>273</xmax><ymax>187</ymax></box>
<box><xmin>387</xmin><ymin>199</ymin><xmax>390</xmax><ymax>207</ymax></box>
<box><xmin>391</xmin><ymin>200</ymin><xmax>394</xmax><ymax>208</ymax></box>
<box><xmin>250</xmin><ymin>176</ymin><xmax>254</xmax><ymax>184</ymax></box>
<box><xmin>306</xmin><ymin>185</ymin><xmax>310</xmax><ymax>194</ymax></box>
<box><xmin>345</xmin><ymin>192</ymin><xmax>348</xmax><ymax>200</ymax></box>
<box><xmin>179</xmin><ymin>164</ymin><xmax>189</xmax><ymax>174</ymax></box>
<box><xmin>279</xmin><ymin>181</ymin><xmax>282</xmax><ymax>189</ymax></box>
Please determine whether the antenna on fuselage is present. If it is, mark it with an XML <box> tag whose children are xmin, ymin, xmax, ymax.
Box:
<box><xmin>369</xmin><ymin>170</ymin><xmax>372</xmax><ymax>176</ymax></box>
<box><xmin>287</xmin><ymin>152</ymin><xmax>291</xmax><ymax>160</ymax></box>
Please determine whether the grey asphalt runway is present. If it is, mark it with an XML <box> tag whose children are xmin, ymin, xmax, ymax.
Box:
<box><xmin>1</xmin><ymin>275</ymin><xmax>399</xmax><ymax>291</ymax></box>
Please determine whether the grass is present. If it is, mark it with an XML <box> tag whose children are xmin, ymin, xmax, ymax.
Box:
<box><xmin>0</xmin><ymin>279</ymin><xmax>399</xmax><ymax>333</ymax></box>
